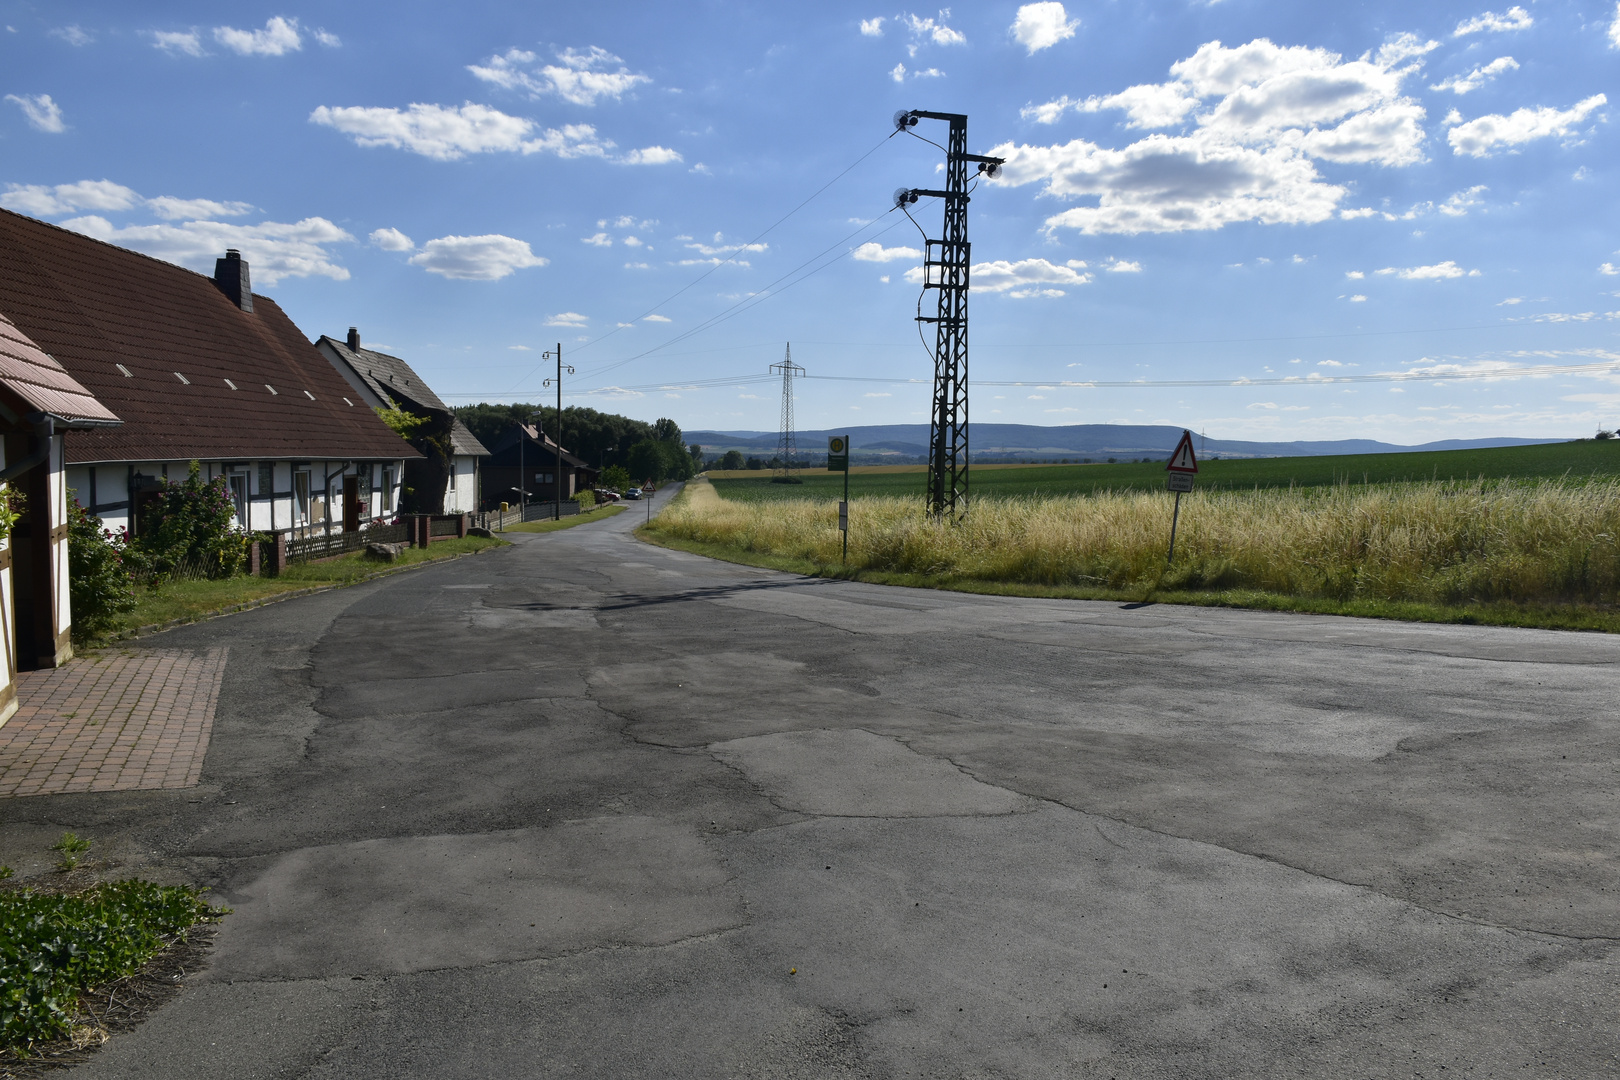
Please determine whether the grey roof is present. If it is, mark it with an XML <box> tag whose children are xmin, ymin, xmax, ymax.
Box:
<box><xmin>450</xmin><ymin>417</ymin><xmax>490</xmax><ymax>457</ymax></box>
<box><xmin>318</xmin><ymin>336</ymin><xmax>449</xmax><ymax>414</ymax></box>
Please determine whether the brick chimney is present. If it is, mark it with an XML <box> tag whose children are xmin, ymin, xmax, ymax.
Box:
<box><xmin>347</xmin><ymin>326</ymin><xmax>361</xmax><ymax>352</ymax></box>
<box><xmin>213</xmin><ymin>249</ymin><xmax>253</xmax><ymax>312</ymax></box>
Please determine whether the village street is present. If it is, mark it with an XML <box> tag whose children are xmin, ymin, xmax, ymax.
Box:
<box><xmin>4</xmin><ymin>488</ymin><xmax>1618</xmax><ymax>1078</ymax></box>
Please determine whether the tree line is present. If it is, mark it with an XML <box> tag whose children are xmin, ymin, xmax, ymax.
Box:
<box><xmin>452</xmin><ymin>403</ymin><xmax>704</xmax><ymax>483</ymax></box>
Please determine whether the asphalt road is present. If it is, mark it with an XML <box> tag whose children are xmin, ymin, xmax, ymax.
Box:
<box><xmin>9</xmin><ymin>485</ymin><xmax>1620</xmax><ymax>1078</ymax></box>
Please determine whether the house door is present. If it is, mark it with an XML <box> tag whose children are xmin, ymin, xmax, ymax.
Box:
<box><xmin>342</xmin><ymin>475</ymin><xmax>361</xmax><ymax>532</ymax></box>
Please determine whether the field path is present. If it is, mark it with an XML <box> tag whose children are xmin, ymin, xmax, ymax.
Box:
<box><xmin>10</xmin><ymin>484</ymin><xmax>1619</xmax><ymax>1078</ymax></box>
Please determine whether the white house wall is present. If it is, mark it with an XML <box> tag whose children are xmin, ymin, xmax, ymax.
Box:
<box><xmin>445</xmin><ymin>455</ymin><xmax>479</xmax><ymax>514</ymax></box>
<box><xmin>65</xmin><ymin>458</ymin><xmax>407</xmax><ymax>536</ymax></box>
<box><xmin>49</xmin><ymin>435</ymin><xmax>70</xmax><ymax>662</ymax></box>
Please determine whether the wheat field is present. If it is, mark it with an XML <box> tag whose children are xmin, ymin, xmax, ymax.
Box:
<box><xmin>655</xmin><ymin>478</ymin><xmax>1620</xmax><ymax>605</ymax></box>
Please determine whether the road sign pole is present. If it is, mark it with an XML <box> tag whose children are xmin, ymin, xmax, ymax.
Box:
<box><xmin>1167</xmin><ymin>490</ymin><xmax>1182</xmax><ymax>566</ymax></box>
<box><xmin>842</xmin><ymin>465</ymin><xmax>849</xmax><ymax>564</ymax></box>
<box><xmin>828</xmin><ymin>434</ymin><xmax>850</xmax><ymax>563</ymax></box>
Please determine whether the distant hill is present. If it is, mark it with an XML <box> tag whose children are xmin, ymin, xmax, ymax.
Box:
<box><xmin>687</xmin><ymin>423</ymin><xmax>1562</xmax><ymax>461</ymax></box>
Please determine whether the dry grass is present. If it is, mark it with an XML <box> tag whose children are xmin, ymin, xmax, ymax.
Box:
<box><xmin>655</xmin><ymin>478</ymin><xmax>1620</xmax><ymax>607</ymax></box>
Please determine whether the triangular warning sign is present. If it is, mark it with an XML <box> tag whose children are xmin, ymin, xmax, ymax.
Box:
<box><xmin>1166</xmin><ymin>430</ymin><xmax>1198</xmax><ymax>473</ymax></box>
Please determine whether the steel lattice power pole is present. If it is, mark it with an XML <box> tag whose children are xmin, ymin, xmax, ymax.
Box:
<box><xmin>894</xmin><ymin>110</ymin><xmax>1002</xmax><ymax>520</ymax></box>
<box><xmin>770</xmin><ymin>344</ymin><xmax>805</xmax><ymax>484</ymax></box>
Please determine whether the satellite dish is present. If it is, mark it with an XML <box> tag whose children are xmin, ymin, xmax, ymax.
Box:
<box><xmin>893</xmin><ymin>187</ymin><xmax>918</xmax><ymax>208</ymax></box>
<box><xmin>892</xmin><ymin>109</ymin><xmax>918</xmax><ymax>131</ymax></box>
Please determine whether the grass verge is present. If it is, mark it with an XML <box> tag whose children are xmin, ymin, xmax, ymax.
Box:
<box><xmin>498</xmin><ymin>505</ymin><xmax>627</xmax><ymax>533</ymax></box>
<box><xmin>640</xmin><ymin>481</ymin><xmax>1620</xmax><ymax>633</ymax></box>
<box><xmin>638</xmin><ymin>527</ymin><xmax>1620</xmax><ymax>632</ymax></box>
<box><xmin>0</xmin><ymin>877</ymin><xmax>227</xmax><ymax>1061</ymax></box>
<box><xmin>98</xmin><ymin>536</ymin><xmax>507</xmax><ymax>641</ymax></box>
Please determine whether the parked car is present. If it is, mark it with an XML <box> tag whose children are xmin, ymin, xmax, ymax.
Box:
<box><xmin>623</xmin><ymin>489</ymin><xmax>641</xmax><ymax>500</ymax></box>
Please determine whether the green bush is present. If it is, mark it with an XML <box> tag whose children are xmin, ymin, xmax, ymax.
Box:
<box><xmin>136</xmin><ymin>462</ymin><xmax>247</xmax><ymax>580</ymax></box>
<box><xmin>0</xmin><ymin>880</ymin><xmax>224</xmax><ymax>1048</ymax></box>
<box><xmin>67</xmin><ymin>500</ymin><xmax>137</xmax><ymax>643</ymax></box>
<box><xmin>573</xmin><ymin>489</ymin><xmax>596</xmax><ymax>509</ymax></box>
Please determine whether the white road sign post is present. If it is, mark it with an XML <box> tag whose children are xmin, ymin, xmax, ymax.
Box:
<box><xmin>1165</xmin><ymin>429</ymin><xmax>1198</xmax><ymax>566</ymax></box>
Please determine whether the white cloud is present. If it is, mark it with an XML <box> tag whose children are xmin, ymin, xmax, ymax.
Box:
<box><xmin>890</xmin><ymin>62</ymin><xmax>907</xmax><ymax>83</ymax></box>
<box><xmin>1347</xmin><ymin>294</ymin><xmax>1368</xmax><ymax>302</ymax></box>
<box><xmin>902</xmin><ymin>11</ymin><xmax>966</xmax><ymax>53</ymax></box>
<box><xmin>583</xmin><ymin>232</ymin><xmax>613</xmax><ymax>247</ymax></box>
<box><xmin>1439</xmin><ymin>184</ymin><xmax>1488</xmax><ymax>216</ymax></box>
<box><xmin>151</xmin><ymin>30</ymin><xmax>204</xmax><ymax>56</ymax></box>
<box><xmin>1345</xmin><ymin>270</ymin><xmax>1365</xmax><ymax>279</ymax></box>
<box><xmin>1105</xmin><ymin>259</ymin><xmax>1141</xmax><ymax>273</ymax></box>
<box><xmin>369</xmin><ymin>227</ymin><xmax>415</xmax><ymax>252</ymax></box>
<box><xmin>147</xmin><ymin>196</ymin><xmax>254</xmax><ymax>220</ymax></box>
<box><xmin>1011</xmin><ymin>3</ymin><xmax>1078</xmax><ymax>54</ymax></box>
<box><xmin>0</xmin><ymin>179</ymin><xmax>139</xmax><ymax>215</ymax></box>
<box><xmin>1447</xmin><ymin>95</ymin><xmax>1607</xmax><ymax>157</ymax></box>
<box><xmin>643</xmin><ymin>314</ymin><xmax>672</xmax><ymax>322</ymax></box>
<box><xmin>50</xmin><ymin>26</ymin><xmax>91</xmax><ymax>46</ymax></box>
<box><xmin>913</xmin><ymin>67</ymin><xmax>944</xmax><ymax>78</ymax></box>
<box><xmin>1431</xmin><ymin>56</ymin><xmax>1519</xmax><ymax>94</ymax></box>
<box><xmin>1453</xmin><ymin>6</ymin><xmax>1532</xmax><ymax>37</ymax></box>
<box><xmin>685</xmin><ymin>235</ymin><xmax>767</xmax><ymax>257</ymax></box>
<box><xmin>1602</xmin><ymin>263</ymin><xmax>1620</xmax><ymax>276</ymax></box>
<box><xmin>313</xmin><ymin>29</ymin><xmax>340</xmax><ymax>48</ymax></box>
<box><xmin>624</xmin><ymin>261</ymin><xmax>650</xmax><ymax>269</ymax></box>
<box><xmin>1339</xmin><ymin>207</ymin><xmax>1377</xmax><ymax>219</ymax></box>
<box><xmin>1374</xmin><ymin>260</ymin><xmax>1479</xmax><ymax>279</ymax></box>
<box><xmin>5</xmin><ymin>93</ymin><xmax>64</xmax><ymax>133</ymax></box>
<box><xmin>620</xmin><ymin>145</ymin><xmax>682</xmax><ymax>165</ymax></box>
<box><xmin>1610</xmin><ymin>4</ymin><xmax>1620</xmax><ymax>50</ymax></box>
<box><xmin>998</xmin><ymin>35</ymin><xmax>1435</xmax><ymax>235</ymax></box>
<box><xmin>60</xmin><ymin>214</ymin><xmax>354</xmax><ymax>285</ymax></box>
<box><xmin>864</xmin><ymin>392</ymin><xmax>892</xmax><ymax>397</ymax></box>
<box><xmin>622</xmin><ymin>236</ymin><xmax>644</xmax><ymax>247</ymax></box>
<box><xmin>214</xmin><ymin>16</ymin><xmax>301</xmax><ymax>57</ymax></box>
<box><xmin>906</xmin><ymin>256</ymin><xmax>1091</xmax><ymax>296</ymax></box>
<box><xmin>309</xmin><ymin>104</ymin><xmax>615</xmax><ymax>161</ymax></box>
<box><xmin>468</xmin><ymin>46</ymin><xmax>650</xmax><ymax>106</ymax></box>
<box><xmin>545</xmin><ymin>312</ymin><xmax>588</xmax><ymax>327</ymax></box>
<box><xmin>407</xmin><ymin>234</ymin><xmax>548</xmax><ymax>280</ymax></box>
<box><xmin>861</xmin><ymin>17</ymin><xmax>884</xmax><ymax>36</ymax></box>
<box><xmin>852</xmin><ymin>241</ymin><xmax>923</xmax><ymax>262</ymax></box>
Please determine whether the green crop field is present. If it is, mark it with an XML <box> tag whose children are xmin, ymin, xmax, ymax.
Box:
<box><xmin>706</xmin><ymin>440</ymin><xmax>1620</xmax><ymax>502</ymax></box>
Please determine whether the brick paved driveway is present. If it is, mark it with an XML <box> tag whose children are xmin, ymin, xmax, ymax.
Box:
<box><xmin>0</xmin><ymin>647</ymin><xmax>228</xmax><ymax>798</ymax></box>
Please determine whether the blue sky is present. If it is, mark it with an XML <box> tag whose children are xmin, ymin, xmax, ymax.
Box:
<box><xmin>2</xmin><ymin>1</ymin><xmax>1617</xmax><ymax>443</ymax></box>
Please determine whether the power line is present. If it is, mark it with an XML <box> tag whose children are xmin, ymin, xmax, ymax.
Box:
<box><xmin>504</xmin><ymin>131</ymin><xmax>901</xmax><ymax>395</ymax></box>
<box><xmin>568</xmin><ymin>208</ymin><xmax>918</xmax><ymax>388</ymax></box>
<box><xmin>441</xmin><ymin>358</ymin><xmax>1620</xmax><ymax>399</ymax></box>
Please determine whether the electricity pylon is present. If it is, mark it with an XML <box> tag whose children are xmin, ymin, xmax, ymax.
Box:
<box><xmin>893</xmin><ymin>110</ymin><xmax>1003</xmax><ymax>520</ymax></box>
<box><xmin>770</xmin><ymin>344</ymin><xmax>804</xmax><ymax>483</ymax></box>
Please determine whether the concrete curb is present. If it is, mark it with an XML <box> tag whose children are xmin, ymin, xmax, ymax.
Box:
<box><xmin>103</xmin><ymin>545</ymin><xmax>502</xmax><ymax>643</ymax></box>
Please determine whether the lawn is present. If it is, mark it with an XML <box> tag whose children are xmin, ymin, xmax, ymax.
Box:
<box><xmin>706</xmin><ymin>439</ymin><xmax>1620</xmax><ymax>503</ymax></box>
<box><xmin>498</xmin><ymin>505</ymin><xmax>627</xmax><ymax>533</ymax></box>
<box><xmin>100</xmin><ymin>536</ymin><xmax>507</xmax><ymax>640</ymax></box>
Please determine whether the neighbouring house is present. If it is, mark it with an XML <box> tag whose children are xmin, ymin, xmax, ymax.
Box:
<box><xmin>0</xmin><ymin>209</ymin><xmax>416</xmax><ymax>542</ymax></box>
<box><xmin>0</xmin><ymin>310</ymin><xmax>121</xmax><ymax>705</ymax></box>
<box><xmin>481</xmin><ymin>423</ymin><xmax>597</xmax><ymax>511</ymax></box>
<box><xmin>314</xmin><ymin>328</ymin><xmax>489</xmax><ymax>514</ymax></box>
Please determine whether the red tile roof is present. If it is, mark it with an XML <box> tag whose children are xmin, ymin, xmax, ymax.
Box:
<box><xmin>0</xmin><ymin>209</ymin><xmax>418</xmax><ymax>464</ymax></box>
<box><xmin>0</xmin><ymin>310</ymin><xmax>120</xmax><ymax>427</ymax></box>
